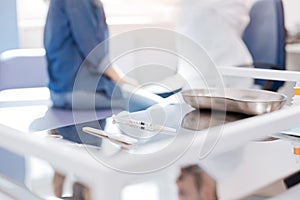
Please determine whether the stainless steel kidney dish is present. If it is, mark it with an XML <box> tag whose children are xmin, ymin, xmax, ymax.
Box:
<box><xmin>181</xmin><ymin>88</ymin><xmax>287</xmax><ymax>115</ymax></box>
<box><xmin>181</xmin><ymin>109</ymin><xmax>249</xmax><ymax>131</ymax></box>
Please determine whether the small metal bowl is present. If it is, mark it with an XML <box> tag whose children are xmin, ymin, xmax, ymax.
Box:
<box><xmin>181</xmin><ymin>88</ymin><xmax>287</xmax><ymax>115</ymax></box>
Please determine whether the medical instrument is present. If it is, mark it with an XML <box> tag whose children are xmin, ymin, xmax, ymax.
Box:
<box><xmin>181</xmin><ymin>88</ymin><xmax>287</xmax><ymax>115</ymax></box>
<box><xmin>181</xmin><ymin>109</ymin><xmax>249</xmax><ymax>131</ymax></box>
<box><xmin>112</xmin><ymin>115</ymin><xmax>177</xmax><ymax>136</ymax></box>
<box><xmin>82</xmin><ymin>127</ymin><xmax>138</xmax><ymax>146</ymax></box>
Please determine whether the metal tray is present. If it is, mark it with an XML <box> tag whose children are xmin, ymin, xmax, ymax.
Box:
<box><xmin>181</xmin><ymin>88</ymin><xmax>287</xmax><ymax>115</ymax></box>
<box><xmin>181</xmin><ymin>110</ymin><xmax>249</xmax><ymax>131</ymax></box>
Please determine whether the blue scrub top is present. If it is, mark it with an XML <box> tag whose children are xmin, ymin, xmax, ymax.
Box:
<box><xmin>44</xmin><ymin>0</ymin><xmax>115</xmax><ymax>96</ymax></box>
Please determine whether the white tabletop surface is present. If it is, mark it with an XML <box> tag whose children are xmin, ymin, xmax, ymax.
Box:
<box><xmin>1</xmin><ymin>90</ymin><xmax>300</xmax><ymax>199</ymax></box>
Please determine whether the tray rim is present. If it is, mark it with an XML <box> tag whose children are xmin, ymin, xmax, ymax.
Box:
<box><xmin>181</xmin><ymin>88</ymin><xmax>288</xmax><ymax>104</ymax></box>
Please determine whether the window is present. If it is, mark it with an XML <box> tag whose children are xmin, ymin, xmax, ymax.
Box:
<box><xmin>16</xmin><ymin>0</ymin><xmax>176</xmax><ymax>48</ymax></box>
<box><xmin>17</xmin><ymin>0</ymin><xmax>48</xmax><ymax>48</ymax></box>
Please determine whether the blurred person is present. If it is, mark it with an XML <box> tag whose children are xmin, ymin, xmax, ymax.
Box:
<box><xmin>44</xmin><ymin>0</ymin><xmax>164</xmax><ymax>197</ymax></box>
<box><xmin>44</xmin><ymin>0</ymin><xmax>163</xmax><ymax>112</ymax></box>
<box><xmin>177</xmin><ymin>164</ymin><xmax>218</xmax><ymax>200</ymax></box>
<box><xmin>177</xmin><ymin>0</ymin><xmax>253</xmax><ymax>88</ymax></box>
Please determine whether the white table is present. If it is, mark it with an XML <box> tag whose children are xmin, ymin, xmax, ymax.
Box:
<box><xmin>1</xmin><ymin>102</ymin><xmax>300</xmax><ymax>199</ymax></box>
<box><xmin>2</xmin><ymin>68</ymin><xmax>300</xmax><ymax>199</ymax></box>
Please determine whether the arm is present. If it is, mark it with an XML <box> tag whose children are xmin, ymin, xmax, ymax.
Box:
<box><xmin>104</xmin><ymin>65</ymin><xmax>123</xmax><ymax>83</ymax></box>
<box><xmin>65</xmin><ymin>0</ymin><xmax>109</xmax><ymax>74</ymax></box>
<box><xmin>64</xmin><ymin>0</ymin><xmax>136</xmax><ymax>85</ymax></box>
<box><xmin>104</xmin><ymin>65</ymin><xmax>139</xmax><ymax>86</ymax></box>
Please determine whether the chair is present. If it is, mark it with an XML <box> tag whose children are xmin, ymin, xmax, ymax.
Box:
<box><xmin>0</xmin><ymin>49</ymin><xmax>47</xmax><ymax>185</ymax></box>
<box><xmin>0</xmin><ymin>48</ymin><xmax>112</xmax><ymax>186</ymax></box>
<box><xmin>0</xmin><ymin>48</ymin><xmax>48</xmax><ymax>90</ymax></box>
<box><xmin>242</xmin><ymin>0</ymin><xmax>286</xmax><ymax>91</ymax></box>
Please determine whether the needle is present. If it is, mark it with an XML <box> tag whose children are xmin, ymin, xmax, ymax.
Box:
<box><xmin>112</xmin><ymin>115</ymin><xmax>177</xmax><ymax>136</ymax></box>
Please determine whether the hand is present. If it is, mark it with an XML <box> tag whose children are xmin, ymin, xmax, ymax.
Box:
<box><xmin>104</xmin><ymin>65</ymin><xmax>124</xmax><ymax>83</ymax></box>
<box><xmin>104</xmin><ymin>65</ymin><xmax>139</xmax><ymax>86</ymax></box>
<box><xmin>120</xmin><ymin>75</ymin><xmax>139</xmax><ymax>87</ymax></box>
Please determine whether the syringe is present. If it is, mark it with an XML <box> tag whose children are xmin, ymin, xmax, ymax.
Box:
<box><xmin>112</xmin><ymin>115</ymin><xmax>177</xmax><ymax>136</ymax></box>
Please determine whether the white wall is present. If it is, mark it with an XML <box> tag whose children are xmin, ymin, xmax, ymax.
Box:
<box><xmin>0</xmin><ymin>0</ymin><xmax>19</xmax><ymax>53</ymax></box>
<box><xmin>282</xmin><ymin>0</ymin><xmax>300</xmax><ymax>34</ymax></box>
<box><xmin>17</xmin><ymin>0</ymin><xmax>48</xmax><ymax>48</ymax></box>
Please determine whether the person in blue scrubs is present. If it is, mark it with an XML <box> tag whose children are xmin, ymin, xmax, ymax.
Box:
<box><xmin>44</xmin><ymin>0</ymin><xmax>163</xmax><ymax>111</ymax></box>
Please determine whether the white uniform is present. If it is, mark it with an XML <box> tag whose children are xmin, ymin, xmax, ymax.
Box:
<box><xmin>177</xmin><ymin>0</ymin><xmax>253</xmax><ymax>88</ymax></box>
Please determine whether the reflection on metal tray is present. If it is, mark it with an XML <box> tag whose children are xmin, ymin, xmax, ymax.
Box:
<box><xmin>181</xmin><ymin>110</ymin><xmax>249</xmax><ymax>131</ymax></box>
<box><xmin>181</xmin><ymin>88</ymin><xmax>287</xmax><ymax>115</ymax></box>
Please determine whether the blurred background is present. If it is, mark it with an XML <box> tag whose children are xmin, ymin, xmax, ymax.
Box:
<box><xmin>1</xmin><ymin>0</ymin><xmax>297</xmax><ymax>51</ymax></box>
